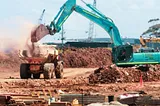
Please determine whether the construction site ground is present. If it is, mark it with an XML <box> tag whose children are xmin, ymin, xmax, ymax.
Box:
<box><xmin>0</xmin><ymin>47</ymin><xmax>160</xmax><ymax>105</ymax></box>
<box><xmin>0</xmin><ymin>69</ymin><xmax>160</xmax><ymax>97</ymax></box>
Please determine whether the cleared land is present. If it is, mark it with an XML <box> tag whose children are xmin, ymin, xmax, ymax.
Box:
<box><xmin>0</xmin><ymin>48</ymin><xmax>160</xmax><ymax>99</ymax></box>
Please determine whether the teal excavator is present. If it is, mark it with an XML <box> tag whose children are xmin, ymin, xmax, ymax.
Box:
<box><xmin>31</xmin><ymin>0</ymin><xmax>160</xmax><ymax>67</ymax></box>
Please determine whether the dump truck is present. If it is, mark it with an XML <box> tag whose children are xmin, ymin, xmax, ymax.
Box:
<box><xmin>19</xmin><ymin>43</ymin><xmax>63</xmax><ymax>79</ymax></box>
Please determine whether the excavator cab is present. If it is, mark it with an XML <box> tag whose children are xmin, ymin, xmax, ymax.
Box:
<box><xmin>112</xmin><ymin>45</ymin><xmax>133</xmax><ymax>63</ymax></box>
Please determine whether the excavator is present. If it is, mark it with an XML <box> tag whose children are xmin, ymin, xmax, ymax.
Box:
<box><xmin>31</xmin><ymin>0</ymin><xmax>160</xmax><ymax>67</ymax></box>
<box><xmin>139</xmin><ymin>36</ymin><xmax>160</xmax><ymax>51</ymax></box>
<box><xmin>139</xmin><ymin>23</ymin><xmax>160</xmax><ymax>52</ymax></box>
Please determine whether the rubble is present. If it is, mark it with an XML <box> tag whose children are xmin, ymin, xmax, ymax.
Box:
<box><xmin>89</xmin><ymin>66</ymin><xmax>160</xmax><ymax>84</ymax></box>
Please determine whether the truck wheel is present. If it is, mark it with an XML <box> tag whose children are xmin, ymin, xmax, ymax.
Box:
<box><xmin>43</xmin><ymin>63</ymin><xmax>54</xmax><ymax>79</ymax></box>
<box><xmin>55</xmin><ymin>62</ymin><xmax>63</xmax><ymax>79</ymax></box>
<box><xmin>33</xmin><ymin>73</ymin><xmax>41</xmax><ymax>79</ymax></box>
<box><xmin>20</xmin><ymin>63</ymin><xmax>31</xmax><ymax>79</ymax></box>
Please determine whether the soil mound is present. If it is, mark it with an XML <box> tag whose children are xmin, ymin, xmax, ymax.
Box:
<box><xmin>63</xmin><ymin>47</ymin><xmax>112</xmax><ymax>68</ymax></box>
<box><xmin>0</xmin><ymin>50</ymin><xmax>23</xmax><ymax>71</ymax></box>
<box><xmin>0</xmin><ymin>47</ymin><xmax>112</xmax><ymax>71</ymax></box>
<box><xmin>89</xmin><ymin>66</ymin><xmax>160</xmax><ymax>84</ymax></box>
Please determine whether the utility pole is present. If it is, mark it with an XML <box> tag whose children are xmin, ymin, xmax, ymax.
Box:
<box><xmin>61</xmin><ymin>25</ymin><xmax>65</xmax><ymax>48</ymax></box>
<box><xmin>88</xmin><ymin>0</ymin><xmax>96</xmax><ymax>42</ymax></box>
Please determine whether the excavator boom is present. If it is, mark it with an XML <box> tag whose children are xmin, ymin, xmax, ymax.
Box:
<box><xmin>31</xmin><ymin>0</ymin><xmax>122</xmax><ymax>46</ymax></box>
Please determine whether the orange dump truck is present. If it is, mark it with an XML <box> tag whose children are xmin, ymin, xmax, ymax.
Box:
<box><xmin>19</xmin><ymin>44</ymin><xmax>63</xmax><ymax>79</ymax></box>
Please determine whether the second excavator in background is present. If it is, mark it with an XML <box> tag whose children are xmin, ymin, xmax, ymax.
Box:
<box><xmin>139</xmin><ymin>21</ymin><xmax>160</xmax><ymax>53</ymax></box>
<box><xmin>30</xmin><ymin>0</ymin><xmax>160</xmax><ymax>68</ymax></box>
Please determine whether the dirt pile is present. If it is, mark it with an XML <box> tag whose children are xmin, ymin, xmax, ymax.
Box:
<box><xmin>62</xmin><ymin>47</ymin><xmax>112</xmax><ymax>68</ymax></box>
<box><xmin>89</xmin><ymin>66</ymin><xmax>160</xmax><ymax>84</ymax></box>
<box><xmin>0</xmin><ymin>50</ymin><xmax>23</xmax><ymax>71</ymax></box>
<box><xmin>0</xmin><ymin>47</ymin><xmax>112</xmax><ymax>72</ymax></box>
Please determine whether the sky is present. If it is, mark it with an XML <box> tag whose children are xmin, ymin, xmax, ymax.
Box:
<box><xmin>1</xmin><ymin>0</ymin><xmax>160</xmax><ymax>43</ymax></box>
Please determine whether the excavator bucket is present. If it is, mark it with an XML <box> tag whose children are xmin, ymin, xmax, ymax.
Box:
<box><xmin>31</xmin><ymin>24</ymin><xmax>49</xmax><ymax>42</ymax></box>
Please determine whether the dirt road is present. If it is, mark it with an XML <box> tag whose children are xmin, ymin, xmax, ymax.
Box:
<box><xmin>0</xmin><ymin>68</ymin><xmax>96</xmax><ymax>79</ymax></box>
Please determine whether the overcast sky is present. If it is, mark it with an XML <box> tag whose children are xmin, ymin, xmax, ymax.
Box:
<box><xmin>1</xmin><ymin>0</ymin><xmax>160</xmax><ymax>42</ymax></box>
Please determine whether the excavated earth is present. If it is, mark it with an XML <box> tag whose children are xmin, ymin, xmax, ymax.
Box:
<box><xmin>0</xmin><ymin>47</ymin><xmax>160</xmax><ymax>99</ymax></box>
<box><xmin>62</xmin><ymin>47</ymin><xmax>112</xmax><ymax>68</ymax></box>
<box><xmin>0</xmin><ymin>50</ymin><xmax>24</xmax><ymax>72</ymax></box>
<box><xmin>89</xmin><ymin>66</ymin><xmax>160</xmax><ymax>84</ymax></box>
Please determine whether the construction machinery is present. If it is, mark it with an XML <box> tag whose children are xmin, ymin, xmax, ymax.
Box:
<box><xmin>139</xmin><ymin>35</ymin><xmax>159</xmax><ymax>51</ymax></box>
<box><xmin>139</xmin><ymin>22</ymin><xmax>160</xmax><ymax>52</ymax></box>
<box><xmin>31</xmin><ymin>0</ymin><xmax>160</xmax><ymax>67</ymax></box>
<box><xmin>19</xmin><ymin>9</ymin><xmax>63</xmax><ymax>79</ymax></box>
<box><xmin>19</xmin><ymin>44</ymin><xmax>63</xmax><ymax>79</ymax></box>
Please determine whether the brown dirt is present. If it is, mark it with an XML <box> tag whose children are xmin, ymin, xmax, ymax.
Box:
<box><xmin>0</xmin><ymin>78</ymin><xmax>160</xmax><ymax>98</ymax></box>
<box><xmin>0</xmin><ymin>47</ymin><xmax>160</xmax><ymax>99</ymax></box>
<box><xmin>0</xmin><ymin>50</ymin><xmax>23</xmax><ymax>72</ymax></box>
<box><xmin>0</xmin><ymin>47</ymin><xmax>112</xmax><ymax>70</ymax></box>
<box><xmin>88</xmin><ymin>66</ymin><xmax>160</xmax><ymax>84</ymax></box>
<box><xmin>62</xmin><ymin>47</ymin><xmax>112</xmax><ymax>68</ymax></box>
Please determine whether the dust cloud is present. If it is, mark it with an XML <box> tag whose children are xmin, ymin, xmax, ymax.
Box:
<box><xmin>0</xmin><ymin>18</ymin><xmax>37</xmax><ymax>54</ymax></box>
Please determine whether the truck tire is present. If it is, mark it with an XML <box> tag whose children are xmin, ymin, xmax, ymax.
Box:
<box><xmin>43</xmin><ymin>63</ymin><xmax>54</xmax><ymax>79</ymax></box>
<box><xmin>20</xmin><ymin>63</ymin><xmax>31</xmax><ymax>79</ymax></box>
<box><xmin>55</xmin><ymin>62</ymin><xmax>63</xmax><ymax>79</ymax></box>
<box><xmin>33</xmin><ymin>73</ymin><xmax>41</xmax><ymax>79</ymax></box>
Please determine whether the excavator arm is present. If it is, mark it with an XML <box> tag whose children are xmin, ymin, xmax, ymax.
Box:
<box><xmin>31</xmin><ymin>0</ymin><xmax>122</xmax><ymax>46</ymax></box>
<box><xmin>48</xmin><ymin>0</ymin><xmax>76</xmax><ymax>34</ymax></box>
<box><xmin>74</xmin><ymin>5</ymin><xmax>122</xmax><ymax>46</ymax></box>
